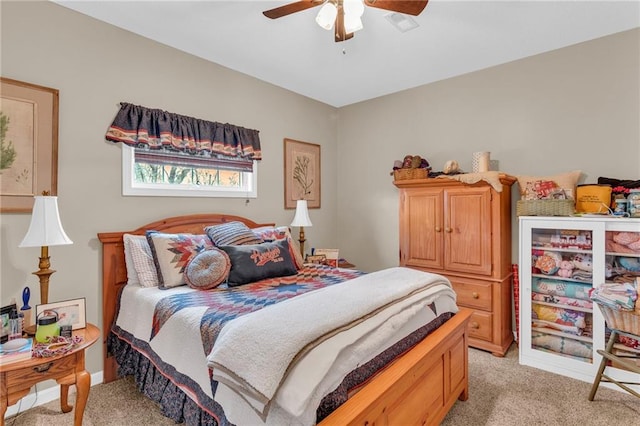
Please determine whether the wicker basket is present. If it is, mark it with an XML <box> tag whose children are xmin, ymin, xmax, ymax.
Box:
<box><xmin>516</xmin><ymin>199</ymin><xmax>575</xmax><ymax>216</ymax></box>
<box><xmin>597</xmin><ymin>304</ymin><xmax>640</xmax><ymax>335</ymax></box>
<box><xmin>393</xmin><ymin>168</ymin><xmax>428</xmax><ymax>180</ymax></box>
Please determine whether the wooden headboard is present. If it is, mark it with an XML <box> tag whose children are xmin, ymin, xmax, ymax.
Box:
<box><xmin>97</xmin><ymin>213</ymin><xmax>274</xmax><ymax>383</ymax></box>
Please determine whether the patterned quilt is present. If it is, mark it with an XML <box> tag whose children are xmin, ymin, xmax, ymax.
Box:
<box><xmin>151</xmin><ymin>264</ymin><xmax>365</xmax><ymax>356</ymax></box>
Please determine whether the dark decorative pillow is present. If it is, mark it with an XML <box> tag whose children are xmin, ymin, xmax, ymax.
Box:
<box><xmin>205</xmin><ymin>221</ymin><xmax>264</xmax><ymax>246</ymax></box>
<box><xmin>146</xmin><ymin>231</ymin><xmax>213</xmax><ymax>289</ymax></box>
<box><xmin>218</xmin><ymin>239</ymin><xmax>298</xmax><ymax>287</ymax></box>
<box><xmin>252</xmin><ymin>225</ymin><xmax>304</xmax><ymax>270</ymax></box>
<box><xmin>184</xmin><ymin>248</ymin><xmax>231</xmax><ymax>290</ymax></box>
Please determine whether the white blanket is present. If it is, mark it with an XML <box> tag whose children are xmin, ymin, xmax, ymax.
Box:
<box><xmin>207</xmin><ymin>266</ymin><xmax>455</xmax><ymax>418</ymax></box>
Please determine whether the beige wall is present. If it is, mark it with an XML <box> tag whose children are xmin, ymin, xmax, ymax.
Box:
<box><xmin>337</xmin><ymin>28</ymin><xmax>640</xmax><ymax>272</ymax></box>
<box><xmin>0</xmin><ymin>1</ymin><xmax>338</xmax><ymax>373</ymax></box>
<box><xmin>1</xmin><ymin>1</ymin><xmax>639</xmax><ymax>381</ymax></box>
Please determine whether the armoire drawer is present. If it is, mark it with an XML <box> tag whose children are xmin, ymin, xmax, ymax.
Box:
<box><xmin>467</xmin><ymin>310</ymin><xmax>493</xmax><ymax>342</ymax></box>
<box><xmin>451</xmin><ymin>280</ymin><xmax>492</xmax><ymax>311</ymax></box>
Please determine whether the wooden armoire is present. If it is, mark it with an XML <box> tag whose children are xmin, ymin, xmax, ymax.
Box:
<box><xmin>394</xmin><ymin>174</ymin><xmax>516</xmax><ymax>356</ymax></box>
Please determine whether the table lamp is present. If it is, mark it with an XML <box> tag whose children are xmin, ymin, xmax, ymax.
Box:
<box><xmin>290</xmin><ymin>199</ymin><xmax>312</xmax><ymax>258</ymax></box>
<box><xmin>19</xmin><ymin>193</ymin><xmax>73</xmax><ymax>305</ymax></box>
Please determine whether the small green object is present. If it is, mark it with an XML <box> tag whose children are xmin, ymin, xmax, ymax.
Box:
<box><xmin>35</xmin><ymin>312</ymin><xmax>60</xmax><ymax>343</ymax></box>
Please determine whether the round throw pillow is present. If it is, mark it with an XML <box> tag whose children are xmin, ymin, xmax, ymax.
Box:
<box><xmin>184</xmin><ymin>248</ymin><xmax>231</xmax><ymax>290</ymax></box>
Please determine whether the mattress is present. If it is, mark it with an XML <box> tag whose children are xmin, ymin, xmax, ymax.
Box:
<box><xmin>109</xmin><ymin>265</ymin><xmax>458</xmax><ymax>425</ymax></box>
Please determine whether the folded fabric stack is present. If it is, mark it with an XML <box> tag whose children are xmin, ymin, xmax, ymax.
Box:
<box><xmin>590</xmin><ymin>282</ymin><xmax>638</xmax><ymax>311</ymax></box>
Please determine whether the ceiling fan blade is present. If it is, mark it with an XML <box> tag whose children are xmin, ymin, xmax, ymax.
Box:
<box><xmin>364</xmin><ymin>0</ymin><xmax>428</xmax><ymax>16</ymax></box>
<box><xmin>334</xmin><ymin>2</ymin><xmax>354</xmax><ymax>42</ymax></box>
<box><xmin>263</xmin><ymin>0</ymin><xmax>324</xmax><ymax>19</ymax></box>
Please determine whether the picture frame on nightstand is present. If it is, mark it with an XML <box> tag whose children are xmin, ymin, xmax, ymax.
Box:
<box><xmin>36</xmin><ymin>297</ymin><xmax>86</xmax><ymax>330</ymax></box>
<box><xmin>314</xmin><ymin>249</ymin><xmax>339</xmax><ymax>267</ymax></box>
<box><xmin>306</xmin><ymin>254</ymin><xmax>327</xmax><ymax>264</ymax></box>
<box><xmin>0</xmin><ymin>303</ymin><xmax>17</xmax><ymax>343</ymax></box>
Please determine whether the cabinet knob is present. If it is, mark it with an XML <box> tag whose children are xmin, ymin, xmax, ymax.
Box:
<box><xmin>445</xmin><ymin>227</ymin><xmax>452</xmax><ymax>233</ymax></box>
<box><xmin>472</xmin><ymin>292</ymin><xmax>479</xmax><ymax>299</ymax></box>
<box><xmin>435</xmin><ymin>226</ymin><xmax>441</xmax><ymax>232</ymax></box>
<box><xmin>470</xmin><ymin>322</ymin><xmax>479</xmax><ymax>329</ymax></box>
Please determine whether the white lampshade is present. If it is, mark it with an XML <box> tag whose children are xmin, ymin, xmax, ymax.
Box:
<box><xmin>316</xmin><ymin>2</ymin><xmax>337</xmax><ymax>30</ymax></box>
<box><xmin>290</xmin><ymin>200</ymin><xmax>313</xmax><ymax>227</ymax></box>
<box><xmin>19</xmin><ymin>196</ymin><xmax>73</xmax><ymax>247</ymax></box>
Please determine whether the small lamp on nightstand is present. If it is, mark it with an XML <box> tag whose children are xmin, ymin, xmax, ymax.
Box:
<box><xmin>19</xmin><ymin>192</ymin><xmax>73</xmax><ymax>306</ymax></box>
<box><xmin>290</xmin><ymin>199</ymin><xmax>312</xmax><ymax>258</ymax></box>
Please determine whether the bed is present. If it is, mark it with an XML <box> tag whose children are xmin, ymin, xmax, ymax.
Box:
<box><xmin>99</xmin><ymin>213</ymin><xmax>471</xmax><ymax>425</ymax></box>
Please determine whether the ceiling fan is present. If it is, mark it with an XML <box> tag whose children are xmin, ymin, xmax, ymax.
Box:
<box><xmin>263</xmin><ymin>0</ymin><xmax>429</xmax><ymax>42</ymax></box>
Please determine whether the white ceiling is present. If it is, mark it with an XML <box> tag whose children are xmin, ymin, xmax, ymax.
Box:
<box><xmin>53</xmin><ymin>0</ymin><xmax>640</xmax><ymax>107</ymax></box>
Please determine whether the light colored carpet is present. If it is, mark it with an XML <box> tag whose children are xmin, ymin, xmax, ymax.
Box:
<box><xmin>6</xmin><ymin>344</ymin><xmax>639</xmax><ymax>425</ymax></box>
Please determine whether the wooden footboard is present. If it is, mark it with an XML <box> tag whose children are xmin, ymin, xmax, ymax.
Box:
<box><xmin>321</xmin><ymin>307</ymin><xmax>471</xmax><ymax>426</ymax></box>
<box><xmin>99</xmin><ymin>213</ymin><xmax>471</xmax><ymax>424</ymax></box>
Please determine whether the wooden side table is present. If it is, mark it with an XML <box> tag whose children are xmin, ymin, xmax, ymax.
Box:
<box><xmin>0</xmin><ymin>323</ymin><xmax>100</xmax><ymax>426</ymax></box>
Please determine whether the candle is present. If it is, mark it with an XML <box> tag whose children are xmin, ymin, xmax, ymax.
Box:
<box><xmin>478</xmin><ymin>153</ymin><xmax>490</xmax><ymax>172</ymax></box>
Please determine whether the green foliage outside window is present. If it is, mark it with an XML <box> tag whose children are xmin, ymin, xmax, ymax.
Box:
<box><xmin>134</xmin><ymin>161</ymin><xmax>241</xmax><ymax>188</ymax></box>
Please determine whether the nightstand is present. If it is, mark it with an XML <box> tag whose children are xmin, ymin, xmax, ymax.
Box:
<box><xmin>0</xmin><ymin>323</ymin><xmax>100</xmax><ymax>426</ymax></box>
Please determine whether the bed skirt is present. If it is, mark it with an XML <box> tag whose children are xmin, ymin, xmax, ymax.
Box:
<box><xmin>108</xmin><ymin>311</ymin><xmax>454</xmax><ymax>425</ymax></box>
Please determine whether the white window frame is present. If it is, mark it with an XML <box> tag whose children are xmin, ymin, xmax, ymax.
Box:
<box><xmin>121</xmin><ymin>145</ymin><xmax>258</xmax><ymax>198</ymax></box>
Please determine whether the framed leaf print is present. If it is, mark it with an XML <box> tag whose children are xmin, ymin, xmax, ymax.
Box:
<box><xmin>0</xmin><ymin>77</ymin><xmax>59</xmax><ymax>212</ymax></box>
<box><xmin>284</xmin><ymin>138</ymin><xmax>320</xmax><ymax>209</ymax></box>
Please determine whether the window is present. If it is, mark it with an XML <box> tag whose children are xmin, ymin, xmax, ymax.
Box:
<box><xmin>122</xmin><ymin>145</ymin><xmax>257</xmax><ymax>198</ymax></box>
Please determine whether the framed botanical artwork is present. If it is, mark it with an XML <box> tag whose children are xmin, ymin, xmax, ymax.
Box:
<box><xmin>284</xmin><ymin>138</ymin><xmax>321</xmax><ymax>209</ymax></box>
<box><xmin>36</xmin><ymin>297</ymin><xmax>86</xmax><ymax>330</ymax></box>
<box><xmin>0</xmin><ymin>77</ymin><xmax>59</xmax><ymax>213</ymax></box>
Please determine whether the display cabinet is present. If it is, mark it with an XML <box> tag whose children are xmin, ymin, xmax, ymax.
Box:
<box><xmin>519</xmin><ymin>216</ymin><xmax>640</xmax><ymax>392</ymax></box>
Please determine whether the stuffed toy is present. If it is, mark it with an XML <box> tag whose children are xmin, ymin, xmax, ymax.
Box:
<box><xmin>393</xmin><ymin>155</ymin><xmax>431</xmax><ymax>173</ymax></box>
<box><xmin>443</xmin><ymin>160</ymin><xmax>460</xmax><ymax>175</ymax></box>
<box><xmin>557</xmin><ymin>260</ymin><xmax>574</xmax><ymax>278</ymax></box>
<box><xmin>402</xmin><ymin>155</ymin><xmax>430</xmax><ymax>170</ymax></box>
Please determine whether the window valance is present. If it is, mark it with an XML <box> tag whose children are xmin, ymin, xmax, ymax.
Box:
<box><xmin>105</xmin><ymin>102</ymin><xmax>261</xmax><ymax>160</ymax></box>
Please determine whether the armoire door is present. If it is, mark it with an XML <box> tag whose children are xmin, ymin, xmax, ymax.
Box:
<box><xmin>444</xmin><ymin>186</ymin><xmax>492</xmax><ymax>276</ymax></box>
<box><xmin>400</xmin><ymin>187</ymin><xmax>444</xmax><ymax>270</ymax></box>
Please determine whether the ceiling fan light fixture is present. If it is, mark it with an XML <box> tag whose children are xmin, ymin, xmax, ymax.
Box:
<box><xmin>344</xmin><ymin>15</ymin><xmax>363</xmax><ymax>33</ymax></box>
<box><xmin>344</xmin><ymin>0</ymin><xmax>365</xmax><ymax>17</ymax></box>
<box><xmin>316</xmin><ymin>2</ymin><xmax>338</xmax><ymax>30</ymax></box>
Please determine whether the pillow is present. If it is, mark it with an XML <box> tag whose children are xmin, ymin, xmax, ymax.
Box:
<box><xmin>205</xmin><ymin>221</ymin><xmax>264</xmax><ymax>246</ymax></box>
<box><xmin>123</xmin><ymin>233</ymin><xmax>159</xmax><ymax>288</ymax></box>
<box><xmin>218</xmin><ymin>239</ymin><xmax>298</xmax><ymax>287</ymax></box>
<box><xmin>516</xmin><ymin>170</ymin><xmax>581</xmax><ymax>200</ymax></box>
<box><xmin>123</xmin><ymin>234</ymin><xmax>141</xmax><ymax>285</ymax></box>
<box><xmin>146</xmin><ymin>231</ymin><xmax>214</xmax><ymax>289</ymax></box>
<box><xmin>252</xmin><ymin>225</ymin><xmax>305</xmax><ymax>270</ymax></box>
<box><xmin>184</xmin><ymin>248</ymin><xmax>231</xmax><ymax>290</ymax></box>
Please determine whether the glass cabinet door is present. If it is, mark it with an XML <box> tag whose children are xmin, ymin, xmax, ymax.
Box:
<box><xmin>528</xmin><ymin>227</ymin><xmax>595</xmax><ymax>363</ymax></box>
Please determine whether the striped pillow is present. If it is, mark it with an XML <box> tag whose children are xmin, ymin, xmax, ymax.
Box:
<box><xmin>205</xmin><ymin>221</ymin><xmax>264</xmax><ymax>246</ymax></box>
<box><xmin>123</xmin><ymin>234</ymin><xmax>159</xmax><ymax>288</ymax></box>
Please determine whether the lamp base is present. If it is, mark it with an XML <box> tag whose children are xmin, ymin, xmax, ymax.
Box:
<box><xmin>24</xmin><ymin>324</ymin><xmax>36</xmax><ymax>336</ymax></box>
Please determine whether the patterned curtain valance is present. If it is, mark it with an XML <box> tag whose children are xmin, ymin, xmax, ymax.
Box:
<box><xmin>105</xmin><ymin>102</ymin><xmax>261</xmax><ymax>160</ymax></box>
